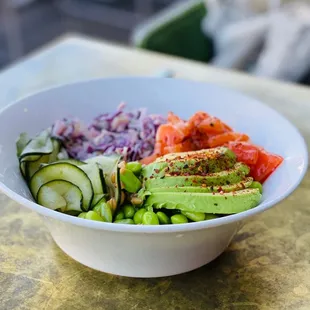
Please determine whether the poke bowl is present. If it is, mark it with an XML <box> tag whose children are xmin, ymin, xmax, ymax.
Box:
<box><xmin>0</xmin><ymin>77</ymin><xmax>307</xmax><ymax>278</ymax></box>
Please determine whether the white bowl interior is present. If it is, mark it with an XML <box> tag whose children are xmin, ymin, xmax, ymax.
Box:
<box><xmin>0</xmin><ymin>78</ymin><xmax>307</xmax><ymax>229</ymax></box>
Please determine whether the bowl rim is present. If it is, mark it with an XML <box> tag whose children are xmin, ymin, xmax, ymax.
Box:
<box><xmin>0</xmin><ymin>77</ymin><xmax>308</xmax><ymax>233</ymax></box>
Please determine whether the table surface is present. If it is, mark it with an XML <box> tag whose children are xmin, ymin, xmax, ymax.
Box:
<box><xmin>1</xmin><ymin>34</ymin><xmax>310</xmax><ymax>310</ymax></box>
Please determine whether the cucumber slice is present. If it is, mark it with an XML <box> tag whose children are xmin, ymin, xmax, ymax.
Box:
<box><xmin>20</xmin><ymin>129</ymin><xmax>53</xmax><ymax>160</ymax></box>
<box><xmin>16</xmin><ymin>132</ymin><xmax>30</xmax><ymax>157</ymax></box>
<box><xmin>30</xmin><ymin>162</ymin><xmax>93</xmax><ymax>211</ymax></box>
<box><xmin>92</xmin><ymin>194</ymin><xmax>106</xmax><ymax>207</ymax></box>
<box><xmin>110</xmin><ymin>163</ymin><xmax>121</xmax><ymax>212</ymax></box>
<box><xmin>40</xmin><ymin>159</ymin><xmax>86</xmax><ymax>168</ymax></box>
<box><xmin>37</xmin><ymin>180</ymin><xmax>83</xmax><ymax>212</ymax></box>
<box><xmin>48</xmin><ymin>139</ymin><xmax>61</xmax><ymax>163</ymax></box>
<box><xmin>26</xmin><ymin>154</ymin><xmax>50</xmax><ymax>180</ymax></box>
<box><xmin>80</xmin><ymin>163</ymin><xmax>105</xmax><ymax>196</ymax></box>
<box><xmin>99</xmin><ymin>168</ymin><xmax>107</xmax><ymax>193</ymax></box>
<box><xmin>24</xmin><ymin>140</ymin><xmax>62</xmax><ymax>180</ymax></box>
<box><xmin>85</xmin><ymin>155</ymin><xmax>121</xmax><ymax>211</ymax></box>
<box><xmin>56</xmin><ymin>159</ymin><xmax>86</xmax><ymax>166</ymax></box>
<box><xmin>85</xmin><ymin>155</ymin><xmax>119</xmax><ymax>171</ymax></box>
<box><xmin>92</xmin><ymin>197</ymin><xmax>113</xmax><ymax>222</ymax></box>
<box><xmin>19</xmin><ymin>161</ymin><xmax>27</xmax><ymax>179</ymax></box>
<box><xmin>21</xmin><ymin>154</ymin><xmax>42</xmax><ymax>162</ymax></box>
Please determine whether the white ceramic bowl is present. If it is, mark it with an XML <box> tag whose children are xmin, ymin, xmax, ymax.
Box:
<box><xmin>0</xmin><ymin>78</ymin><xmax>307</xmax><ymax>278</ymax></box>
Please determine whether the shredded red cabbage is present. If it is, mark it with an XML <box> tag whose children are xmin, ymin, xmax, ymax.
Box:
<box><xmin>51</xmin><ymin>103</ymin><xmax>166</xmax><ymax>161</ymax></box>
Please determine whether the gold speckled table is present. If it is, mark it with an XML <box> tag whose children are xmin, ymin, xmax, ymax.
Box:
<box><xmin>0</xmin><ymin>34</ymin><xmax>310</xmax><ymax>310</ymax></box>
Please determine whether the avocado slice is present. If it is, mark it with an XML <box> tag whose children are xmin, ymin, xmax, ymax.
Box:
<box><xmin>144</xmin><ymin>188</ymin><xmax>262</xmax><ymax>214</ymax></box>
<box><xmin>149</xmin><ymin>177</ymin><xmax>253</xmax><ymax>193</ymax></box>
<box><xmin>145</xmin><ymin>162</ymin><xmax>250</xmax><ymax>188</ymax></box>
<box><xmin>143</xmin><ymin>147</ymin><xmax>236</xmax><ymax>178</ymax></box>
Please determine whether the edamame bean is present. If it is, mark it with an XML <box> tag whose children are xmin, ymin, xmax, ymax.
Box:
<box><xmin>123</xmin><ymin>204</ymin><xmax>136</xmax><ymax>219</ymax></box>
<box><xmin>93</xmin><ymin>200</ymin><xmax>113</xmax><ymax>222</ymax></box>
<box><xmin>181</xmin><ymin>211</ymin><xmax>205</xmax><ymax>222</ymax></box>
<box><xmin>93</xmin><ymin>204</ymin><xmax>101</xmax><ymax>214</ymax></box>
<box><xmin>120</xmin><ymin>168</ymin><xmax>142</xmax><ymax>193</ymax></box>
<box><xmin>156</xmin><ymin>211</ymin><xmax>171</xmax><ymax>224</ymax></box>
<box><xmin>133</xmin><ymin>208</ymin><xmax>147</xmax><ymax>224</ymax></box>
<box><xmin>114</xmin><ymin>219</ymin><xmax>135</xmax><ymax>224</ymax></box>
<box><xmin>171</xmin><ymin>214</ymin><xmax>188</xmax><ymax>224</ymax></box>
<box><xmin>85</xmin><ymin>211</ymin><xmax>104</xmax><ymax>222</ymax></box>
<box><xmin>126</xmin><ymin>161</ymin><xmax>142</xmax><ymax>175</ymax></box>
<box><xmin>142</xmin><ymin>211</ymin><xmax>159</xmax><ymax>225</ymax></box>
<box><xmin>114</xmin><ymin>210</ymin><xmax>125</xmax><ymax>221</ymax></box>
<box><xmin>78</xmin><ymin>212</ymin><xmax>87</xmax><ymax>219</ymax></box>
<box><xmin>100</xmin><ymin>202</ymin><xmax>113</xmax><ymax>222</ymax></box>
<box><xmin>205</xmin><ymin>214</ymin><xmax>218</xmax><ymax>220</ymax></box>
<box><xmin>249</xmin><ymin>181</ymin><xmax>263</xmax><ymax>194</ymax></box>
<box><xmin>92</xmin><ymin>195</ymin><xmax>106</xmax><ymax>206</ymax></box>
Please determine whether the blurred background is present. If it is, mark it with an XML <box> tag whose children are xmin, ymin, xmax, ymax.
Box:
<box><xmin>1</xmin><ymin>0</ymin><xmax>310</xmax><ymax>85</ymax></box>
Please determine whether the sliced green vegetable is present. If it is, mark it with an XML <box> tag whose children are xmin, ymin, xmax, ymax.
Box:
<box><xmin>148</xmin><ymin>177</ymin><xmax>253</xmax><ymax>194</ymax></box>
<box><xmin>120</xmin><ymin>168</ymin><xmax>142</xmax><ymax>193</ymax></box>
<box><xmin>86</xmin><ymin>155</ymin><xmax>121</xmax><ymax>212</ymax></box>
<box><xmin>126</xmin><ymin>161</ymin><xmax>142</xmax><ymax>175</ymax></box>
<box><xmin>85</xmin><ymin>210</ymin><xmax>104</xmax><ymax>222</ymax></box>
<box><xmin>145</xmin><ymin>189</ymin><xmax>261</xmax><ymax>214</ymax></box>
<box><xmin>145</xmin><ymin>163</ymin><xmax>250</xmax><ymax>189</ymax></box>
<box><xmin>26</xmin><ymin>154</ymin><xmax>50</xmax><ymax>180</ymax></box>
<box><xmin>92</xmin><ymin>194</ymin><xmax>106</xmax><ymax>207</ymax></box>
<box><xmin>56</xmin><ymin>159</ymin><xmax>86</xmax><ymax>166</ymax></box>
<box><xmin>78</xmin><ymin>212</ymin><xmax>87</xmax><ymax>219</ymax></box>
<box><xmin>37</xmin><ymin>180</ymin><xmax>83</xmax><ymax>212</ymax></box>
<box><xmin>19</xmin><ymin>161</ymin><xmax>27</xmax><ymax>179</ymax></box>
<box><xmin>249</xmin><ymin>181</ymin><xmax>263</xmax><ymax>194</ymax></box>
<box><xmin>30</xmin><ymin>162</ymin><xmax>93</xmax><ymax>211</ymax></box>
<box><xmin>20</xmin><ymin>129</ymin><xmax>53</xmax><ymax>160</ymax></box>
<box><xmin>80</xmin><ymin>163</ymin><xmax>105</xmax><ymax>197</ymax></box>
<box><xmin>48</xmin><ymin>139</ymin><xmax>61</xmax><ymax>163</ymax></box>
<box><xmin>16</xmin><ymin>132</ymin><xmax>30</xmax><ymax>157</ymax></box>
<box><xmin>93</xmin><ymin>198</ymin><xmax>112</xmax><ymax>222</ymax></box>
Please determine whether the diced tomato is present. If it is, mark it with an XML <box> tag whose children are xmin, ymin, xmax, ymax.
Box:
<box><xmin>191</xmin><ymin>129</ymin><xmax>210</xmax><ymax>149</ymax></box>
<box><xmin>223</xmin><ymin>123</ymin><xmax>233</xmax><ymax>132</ymax></box>
<box><xmin>167</xmin><ymin>112</ymin><xmax>192</xmax><ymax>137</ymax></box>
<box><xmin>188</xmin><ymin>111</ymin><xmax>210</xmax><ymax>127</ymax></box>
<box><xmin>227</xmin><ymin>142</ymin><xmax>259</xmax><ymax>165</ymax></box>
<box><xmin>155</xmin><ymin>124</ymin><xmax>186</xmax><ymax>146</ymax></box>
<box><xmin>250</xmin><ymin>149</ymin><xmax>284</xmax><ymax>182</ymax></box>
<box><xmin>167</xmin><ymin>112</ymin><xmax>184</xmax><ymax>125</ymax></box>
<box><xmin>208</xmin><ymin>132</ymin><xmax>250</xmax><ymax>148</ymax></box>
<box><xmin>193</xmin><ymin>138</ymin><xmax>210</xmax><ymax>150</ymax></box>
<box><xmin>153</xmin><ymin>141</ymin><xmax>166</xmax><ymax>155</ymax></box>
<box><xmin>163</xmin><ymin>139</ymin><xmax>194</xmax><ymax>154</ymax></box>
<box><xmin>141</xmin><ymin>110</ymin><xmax>283</xmax><ymax>183</ymax></box>
<box><xmin>198</xmin><ymin>117</ymin><xmax>232</xmax><ymax>135</ymax></box>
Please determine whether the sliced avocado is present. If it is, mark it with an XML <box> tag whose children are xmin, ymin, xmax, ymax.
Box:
<box><xmin>145</xmin><ymin>188</ymin><xmax>261</xmax><ymax>214</ymax></box>
<box><xmin>143</xmin><ymin>147</ymin><xmax>236</xmax><ymax>178</ymax></box>
<box><xmin>149</xmin><ymin>177</ymin><xmax>253</xmax><ymax>193</ymax></box>
<box><xmin>145</xmin><ymin>162</ymin><xmax>250</xmax><ymax>189</ymax></box>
